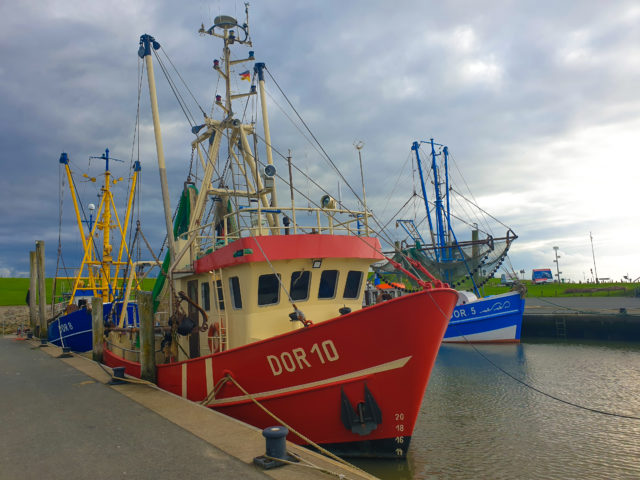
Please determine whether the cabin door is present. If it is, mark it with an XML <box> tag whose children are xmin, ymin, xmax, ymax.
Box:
<box><xmin>187</xmin><ymin>280</ymin><xmax>200</xmax><ymax>358</ymax></box>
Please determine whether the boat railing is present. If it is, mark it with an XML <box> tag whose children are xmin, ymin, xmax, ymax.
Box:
<box><xmin>190</xmin><ymin>206</ymin><xmax>371</xmax><ymax>252</ymax></box>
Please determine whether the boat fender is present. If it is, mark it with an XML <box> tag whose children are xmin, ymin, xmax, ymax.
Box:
<box><xmin>171</xmin><ymin>312</ymin><xmax>195</xmax><ymax>336</ymax></box>
<box><xmin>339</xmin><ymin>306</ymin><xmax>351</xmax><ymax>315</ymax></box>
<box><xmin>207</xmin><ymin>322</ymin><xmax>225</xmax><ymax>353</ymax></box>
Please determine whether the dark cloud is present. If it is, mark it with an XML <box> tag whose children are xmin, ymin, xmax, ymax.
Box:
<box><xmin>1</xmin><ymin>0</ymin><xmax>639</xmax><ymax>282</ymax></box>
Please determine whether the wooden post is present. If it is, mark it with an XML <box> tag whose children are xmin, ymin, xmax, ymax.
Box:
<box><xmin>29</xmin><ymin>250</ymin><xmax>38</xmax><ymax>334</ymax></box>
<box><xmin>36</xmin><ymin>241</ymin><xmax>47</xmax><ymax>338</ymax></box>
<box><xmin>92</xmin><ymin>296</ymin><xmax>104</xmax><ymax>363</ymax></box>
<box><xmin>139</xmin><ymin>291</ymin><xmax>156</xmax><ymax>383</ymax></box>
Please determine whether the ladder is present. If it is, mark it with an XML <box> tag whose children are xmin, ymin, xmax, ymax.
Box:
<box><xmin>555</xmin><ymin>317</ymin><xmax>567</xmax><ymax>339</ymax></box>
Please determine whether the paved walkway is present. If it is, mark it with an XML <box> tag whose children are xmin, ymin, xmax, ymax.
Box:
<box><xmin>0</xmin><ymin>337</ymin><xmax>376</xmax><ymax>480</ymax></box>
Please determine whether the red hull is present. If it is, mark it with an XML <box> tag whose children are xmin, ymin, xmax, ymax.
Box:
<box><xmin>104</xmin><ymin>287</ymin><xmax>457</xmax><ymax>458</ymax></box>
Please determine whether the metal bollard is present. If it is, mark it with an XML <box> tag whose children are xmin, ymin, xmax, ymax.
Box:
<box><xmin>108</xmin><ymin>366</ymin><xmax>126</xmax><ymax>385</ymax></box>
<box><xmin>253</xmin><ymin>426</ymin><xmax>298</xmax><ymax>469</ymax></box>
<box><xmin>58</xmin><ymin>346</ymin><xmax>73</xmax><ymax>358</ymax></box>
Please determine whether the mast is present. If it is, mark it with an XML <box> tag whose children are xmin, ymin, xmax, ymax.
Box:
<box><xmin>355</xmin><ymin>141</ymin><xmax>369</xmax><ymax>235</ymax></box>
<box><xmin>255</xmin><ymin>62</ymin><xmax>280</xmax><ymax>229</ymax></box>
<box><xmin>411</xmin><ymin>141</ymin><xmax>437</xmax><ymax>254</ymax></box>
<box><xmin>590</xmin><ymin>232</ymin><xmax>599</xmax><ymax>284</ymax></box>
<box><xmin>138</xmin><ymin>35</ymin><xmax>176</xmax><ymax>262</ymax></box>
<box><xmin>429</xmin><ymin>139</ymin><xmax>448</xmax><ymax>260</ymax></box>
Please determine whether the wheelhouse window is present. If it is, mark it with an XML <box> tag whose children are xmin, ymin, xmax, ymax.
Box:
<box><xmin>318</xmin><ymin>270</ymin><xmax>338</xmax><ymax>299</ymax></box>
<box><xmin>258</xmin><ymin>273</ymin><xmax>281</xmax><ymax>306</ymax></box>
<box><xmin>290</xmin><ymin>271</ymin><xmax>310</xmax><ymax>301</ymax></box>
<box><xmin>343</xmin><ymin>271</ymin><xmax>363</xmax><ymax>299</ymax></box>
<box><xmin>215</xmin><ymin>279</ymin><xmax>225</xmax><ymax>310</ymax></box>
<box><xmin>201</xmin><ymin>282</ymin><xmax>211</xmax><ymax>311</ymax></box>
<box><xmin>229</xmin><ymin>276</ymin><xmax>242</xmax><ymax>309</ymax></box>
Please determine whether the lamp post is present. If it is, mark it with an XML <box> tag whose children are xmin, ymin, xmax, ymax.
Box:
<box><xmin>519</xmin><ymin>269</ymin><xmax>525</xmax><ymax>280</ymax></box>
<box><xmin>553</xmin><ymin>246</ymin><xmax>562</xmax><ymax>283</ymax></box>
<box><xmin>590</xmin><ymin>232</ymin><xmax>599</xmax><ymax>284</ymax></box>
<box><xmin>88</xmin><ymin>203</ymin><xmax>96</xmax><ymax>232</ymax></box>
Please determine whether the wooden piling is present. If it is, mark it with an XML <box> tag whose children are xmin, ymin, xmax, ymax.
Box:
<box><xmin>139</xmin><ymin>292</ymin><xmax>156</xmax><ymax>383</ymax></box>
<box><xmin>92</xmin><ymin>297</ymin><xmax>104</xmax><ymax>363</ymax></box>
<box><xmin>29</xmin><ymin>250</ymin><xmax>38</xmax><ymax>334</ymax></box>
<box><xmin>36</xmin><ymin>241</ymin><xmax>47</xmax><ymax>338</ymax></box>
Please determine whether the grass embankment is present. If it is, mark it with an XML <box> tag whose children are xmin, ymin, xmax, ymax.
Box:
<box><xmin>0</xmin><ymin>278</ymin><xmax>157</xmax><ymax>306</ymax></box>
<box><xmin>1</xmin><ymin>277</ymin><xmax>638</xmax><ymax>306</ymax></box>
<box><xmin>372</xmin><ymin>273</ymin><xmax>640</xmax><ymax>299</ymax></box>
<box><xmin>481</xmin><ymin>279</ymin><xmax>640</xmax><ymax>298</ymax></box>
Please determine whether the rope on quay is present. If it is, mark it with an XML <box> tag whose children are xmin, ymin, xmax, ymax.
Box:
<box><xmin>223</xmin><ymin>374</ymin><xmax>370</xmax><ymax>475</ymax></box>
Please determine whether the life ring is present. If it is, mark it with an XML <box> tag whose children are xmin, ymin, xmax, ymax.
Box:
<box><xmin>207</xmin><ymin>322</ymin><xmax>225</xmax><ymax>353</ymax></box>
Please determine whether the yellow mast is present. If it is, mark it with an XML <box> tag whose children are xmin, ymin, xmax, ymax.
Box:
<box><xmin>59</xmin><ymin>149</ymin><xmax>139</xmax><ymax>305</ymax></box>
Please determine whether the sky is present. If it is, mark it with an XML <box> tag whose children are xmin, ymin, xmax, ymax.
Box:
<box><xmin>1</xmin><ymin>0</ymin><xmax>639</xmax><ymax>283</ymax></box>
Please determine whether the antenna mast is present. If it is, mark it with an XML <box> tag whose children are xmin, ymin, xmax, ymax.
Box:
<box><xmin>590</xmin><ymin>232</ymin><xmax>599</xmax><ymax>284</ymax></box>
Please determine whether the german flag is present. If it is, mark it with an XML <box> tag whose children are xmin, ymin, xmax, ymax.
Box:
<box><xmin>239</xmin><ymin>70</ymin><xmax>250</xmax><ymax>81</ymax></box>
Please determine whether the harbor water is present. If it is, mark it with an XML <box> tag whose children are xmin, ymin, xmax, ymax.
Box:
<box><xmin>354</xmin><ymin>340</ymin><xmax>640</xmax><ymax>479</ymax></box>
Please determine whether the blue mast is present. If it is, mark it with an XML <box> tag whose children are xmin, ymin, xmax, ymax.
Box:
<box><xmin>429</xmin><ymin>139</ymin><xmax>448</xmax><ymax>262</ymax></box>
<box><xmin>411</xmin><ymin>141</ymin><xmax>437</xmax><ymax>259</ymax></box>
<box><xmin>412</xmin><ymin>139</ymin><xmax>481</xmax><ymax>292</ymax></box>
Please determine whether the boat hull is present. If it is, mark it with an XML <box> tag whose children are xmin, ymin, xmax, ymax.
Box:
<box><xmin>48</xmin><ymin>302</ymin><xmax>139</xmax><ymax>352</ymax></box>
<box><xmin>104</xmin><ymin>287</ymin><xmax>457</xmax><ymax>458</ymax></box>
<box><xmin>443</xmin><ymin>291</ymin><xmax>525</xmax><ymax>343</ymax></box>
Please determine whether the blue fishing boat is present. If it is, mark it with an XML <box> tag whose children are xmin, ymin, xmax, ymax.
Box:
<box><xmin>48</xmin><ymin>149</ymin><xmax>147</xmax><ymax>351</ymax></box>
<box><xmin>377</xmin><ymin>139</ymin><xmax>525</xmax><ymax>343</ymax></box>
<box><xmin>445</xmin><ymin>290</ymin><xmax>524</xmax><ymax>343</ymax></box>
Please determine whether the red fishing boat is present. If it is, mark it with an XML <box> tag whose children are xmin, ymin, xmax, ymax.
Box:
<box><xmin>103</xmin><ymin>9</ymin><xmax>457</xmax><ymax>458</ymax></box>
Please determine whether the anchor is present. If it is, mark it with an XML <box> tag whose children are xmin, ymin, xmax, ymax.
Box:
<box><xmin>340</xmin><ymin>384</ymin><xmax>382</xmax><ymax>436</ymax></box>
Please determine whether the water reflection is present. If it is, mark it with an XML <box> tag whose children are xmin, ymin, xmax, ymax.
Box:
<box><xmin>353</xmin><ymin>341</ymin><xmax>640</xmax><ymax>480</ymax></box>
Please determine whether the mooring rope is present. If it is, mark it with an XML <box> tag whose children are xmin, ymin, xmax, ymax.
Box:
<box><xmin>451</xmin><ymin>333</ymin><xmax>640</xmax><ymax>421</ymax></box>
<box><xmin>222</xmin><ymin>374</ymin><xmax>368</xmax><ymax>471</ymax></box>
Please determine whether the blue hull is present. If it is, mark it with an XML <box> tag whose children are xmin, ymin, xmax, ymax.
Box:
<box><xmin>443</xmin><ymin>291</ymin><xmax>525</xmax><ymax>343</ymax></box>
<box><xmin>48</xmin><ymin>302</ymin><xmax>139</xmax><ymax>352</ymax></box>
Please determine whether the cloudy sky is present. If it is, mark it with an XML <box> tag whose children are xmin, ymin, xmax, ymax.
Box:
<box><xmin>1</xmin><ymin>0</ymin><xmax>639</xmax><ymax>283</ymax></box>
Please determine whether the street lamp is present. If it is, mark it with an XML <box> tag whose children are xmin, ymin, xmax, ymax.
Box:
<box><xmin>520</xmin><ymin>269</ymin><xmax>525</xmax><ymax>280</ymax></box>
<box><xmin>88</xmin><ymin>203</ymin><xmax>96</xmax><ymax>232</ymax></box>
<box><xmin>553</xmin><ymin>246</ymin><xmax>562</xmax><ymax>283</ymax></box>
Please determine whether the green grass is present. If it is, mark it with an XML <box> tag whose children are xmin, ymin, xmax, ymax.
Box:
<box><xmin>1</xmin><ymin>276</ymin><xmax>638</xmax><ymax>306</ymax></box>
<box><xmin>480</xmin><ymin>278</ymin><xmax>640</xmax><ymax>298</ymax></box>
<box><xmin>0</xmin><ymin>278</ymin><xmax>157</xmax><ymax>306</ymax></box>
<box><xmin>369</xmin><ymin>273</ymin><xmax>640</xmax><ymax>299</ymax></box>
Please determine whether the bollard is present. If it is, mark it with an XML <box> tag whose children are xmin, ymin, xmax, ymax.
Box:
<box><xmin>91</xmin><ymin>297</ymin><xmax>104</xmax><ymax>363</ymax></box>
<box><xmin>58</xmin><ymin>346</ymin><xmax>73</xmax><ymax>358</ymax></box>
<box><xmin>36</xmin><ymin>241</ymin><xmax>47</xmax><ymax>339</ymax></box>
<box><xmin>39</xmin><ymin>338</ymin><xmax>47</xmax><ymax>347</ymax></box>
<box><xmin>263</xmin><ymin>426</ymin><xmax>288</xmax><ymax>459</ymax></box>
<box><xmin>108</xmin><ymin>366</ymin><xmax>126</xmax><ymax>385</ymax></box>
<box><xmin>253</xmin><ymin>426</ymin><xmax>298</xmax><ymax>469</ymax></box>
<box><xmin>138</xmin><ymin>292</ymin><xmax>156</xmax><ymax>383</ymax></box>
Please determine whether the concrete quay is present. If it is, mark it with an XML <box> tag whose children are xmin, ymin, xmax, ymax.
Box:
<box><xmin>522</xmin><ymin>297</ymin><xmax>640</xmax><ymax>341</ymax></box>
<box><xmin>0</xmin><ymin>336</ymin><xmax>377</xmax><ymax>480</ymax></box>
<box><xmin>524</xmin><ymin>296</ymin><xmax>640</xmax><ymax>315</ymax></box>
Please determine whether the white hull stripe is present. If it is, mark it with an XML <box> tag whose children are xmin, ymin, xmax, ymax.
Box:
<box><xmin>54</xmin><ymin>328</ymin><xmax>92</xmax><ymax>340</ymax></box>
<box><xmin>444</xmin><ymin>325</ymin><xmax>517</xmax><ymax>342</ymax></box>
<box><xmin>205</xmin><ymin>357</ymin><xmax>213</xmax><ymax>394</ymax></box>
<box><xmin>207</xmin><ymin>355</ymin><xmax>412</xmax><ymax>406</ymax></box>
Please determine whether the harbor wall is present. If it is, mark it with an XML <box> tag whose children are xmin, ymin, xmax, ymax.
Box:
<box><xmin>522</xmin><ymin>313</ymin><xmax>640</xmax><ymax>341</ymax></box>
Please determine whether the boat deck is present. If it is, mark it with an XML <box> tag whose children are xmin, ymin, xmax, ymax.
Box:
<box><xmin>0</xmin><ymin>337</ymin><xmax>377</xmax><ymax>480</ymax></box>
